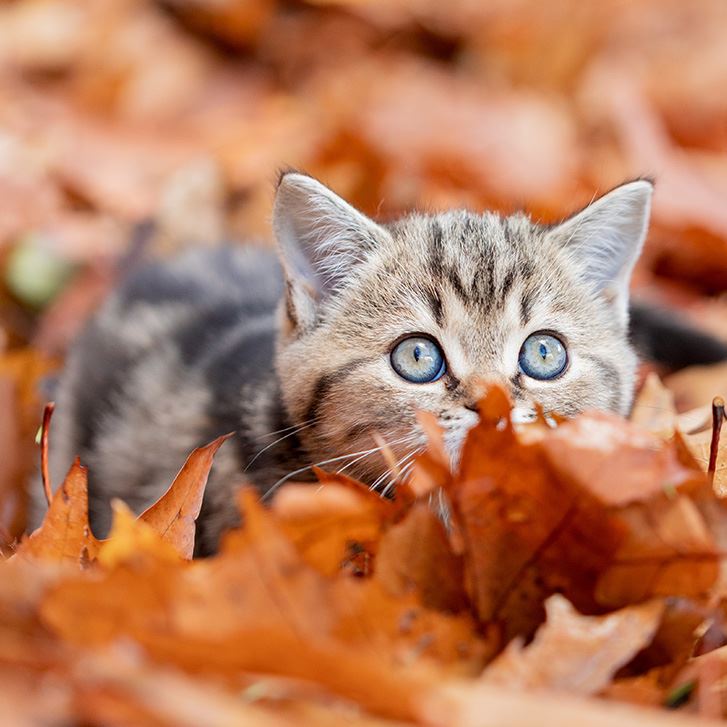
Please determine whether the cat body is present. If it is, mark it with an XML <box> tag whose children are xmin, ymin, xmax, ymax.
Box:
<box><xmin>48</xmin><ymin>246</ymin><xmax>294</xmax><ymax>553</ymax></box>
<box><xmin>40</xmin><ymin>174</ymin><xmax>724</xmax><ymax>553</ymax></box>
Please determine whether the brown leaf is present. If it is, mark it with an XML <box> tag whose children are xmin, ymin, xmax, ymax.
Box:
<box><xmin>17</xmin><ymin>458</ymin><xmax>99</xmax><ymax>565</ymax></box>
<box><xmin>99</xmin><ymin>500</ymin><xmax>182</xmax><ymax>569</ymax></box>
<box><xmin>631</xmin><ymin>373</ymin><xmax>677</xmax><ymax>439</ymax></box>
<box><xmin>375</xmin><ymin>502</ymin><xmax>468</xmax><ymax>613</ymax></box>
<box><xmin>40</xmin><ymin>489</ymin><xmax>484</xmax><ymax>721</ymax></box>
<box><xmin>541</xmin><ymin>412</ymin><xmax>704</xmax><ymax>506</ymax></box>
<box><xmin>271</xmin><ymin>481</ymin><xmax>385</xmax><ymax>576</ymax></box>
<box><xmin>481</xmin><ymin>595</ymin><xmax>663</xmax><ymax>694</ymax></box>
<box><xmin>139</xmin><ymin>433</ymin><xmax>231</xmax><ymax>559</ymax></box>
<box><xmin>666</xmin><ymin>362</ymin><xmax>727</xmax><ymax>413</ymax></box>
<box><xmin>0</xmin><ymin>376</ymin><xmax>22</xmax><ymax>547</ymax></box>
<box><xmin>449</xmin><ymin>386</ymin><xmax>717</xmax><ymax>640</ymax></box>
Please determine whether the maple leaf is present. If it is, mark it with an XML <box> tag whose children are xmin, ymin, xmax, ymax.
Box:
<box><xmin>375</xmin><ymin>502</ymin><xmax>468</xmax><ymax>614</ymax></box>
<box><xmin>272</xmin><ymin>481</ymin><xmax>384</xmax><ymax>576</ymax></box>
<box><xmin>630</xmin><ymin>372</ymin><xmax>677</xmax><ymax>439</ymax></box>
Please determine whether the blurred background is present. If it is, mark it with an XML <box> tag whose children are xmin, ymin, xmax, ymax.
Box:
<box><xmin>0</xmin><ymin>0</ymin><xmax>726</xmax><ymax>541</ymax></box>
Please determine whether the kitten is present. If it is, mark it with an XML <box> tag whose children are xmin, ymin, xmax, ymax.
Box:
<box><xmin>36</xmin><ymin>173</ymin><xmax>719</xmax><ymax>553</ymax></box>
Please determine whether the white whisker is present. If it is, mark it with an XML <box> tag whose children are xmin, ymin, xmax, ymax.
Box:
<box><xmin>254</xmin><ymin>418</ymin><xmax>317</xmax><ymax>441</ymax></box>
<box><xmin>245</xmin><ymin>420</ymin><xmax>317</xmax><ymax>471</ymax></box>
<box><xmin>263</xmin><ymin>445</ymin><xmax>387</xmax><ymax>501</ymax></box>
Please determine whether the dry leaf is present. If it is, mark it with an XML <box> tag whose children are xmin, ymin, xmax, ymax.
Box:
<box><xmin>375</xmin><ymin>502</ymin><xmax>467</xmax><ymax>613</ymax></box>
<box><xmin>139</xmin><ymin>433</ymin><xmax>231</xmax><ymax>558</ymax></box>
<box><xmin>17</xmin><ymin>458</ymin><xmax>99</xmax><ymax>565</ymax></box>
<box><xmin>271</xmin><ymin>480</ymin><xmax>385</xmax><ymax>576</ymax></box>
<box><xmin>482</xmin><ymin>595</ymin><xmax>663</xmax><ymax>694</ymax></box>
<box><xmin>448</xmin><ymin>387</ymin><xmax>716</xmax><ymax>640</ymax></box>
<box><xmin>631</xmin><ymin>373</ymin><xmax>677</xmax><ymax>438</ymax></box>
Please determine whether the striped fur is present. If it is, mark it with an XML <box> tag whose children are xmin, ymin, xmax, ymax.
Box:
<box><xmin>38</xmin><ymin>174</ymin><xmax>656</xmax><ymax>553</ymax></box>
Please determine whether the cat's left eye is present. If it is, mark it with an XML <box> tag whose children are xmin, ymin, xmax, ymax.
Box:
<box><xmin>519</xmin><ymin>332</ymin><xmax>568</xmax><ymax>380</ymax></box>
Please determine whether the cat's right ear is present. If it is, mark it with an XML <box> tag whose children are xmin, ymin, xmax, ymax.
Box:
<box><xmin>273</xmin><ymin>172</ymin><xmax>388</xmax><ymax>333</ymax></box>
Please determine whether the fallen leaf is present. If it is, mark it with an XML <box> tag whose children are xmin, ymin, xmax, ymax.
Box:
<box><xmin>449</xmin><ymin>387</ymin><xmax>716</xmax><ymax>640</ymax></box>
<box><xmin>39</xmin><ymin>489</ymin><xmax>484</xmax><ymax>721</ymax></box>
<box><xmin>631</xmin><ymin>373</ymin><xmax>677</xmax><ymax>438</ymax></box>
<box><xmin>666</xmin><ymin>362</ymin><xmax>727</xmax><ymax>413</ymax></box>
<box><xmin>17</xmin><ymin>458</ymin><xmax>99</xmax><ymax>565</ymax></box>
<box><xmin>271</xmin><ymin>480</ymin><xmax>385</xmax><ymax>576</ymax></box>
<box><xmin>481</xmin><ymin>595</ymin><xmax>663</xmax><ymax>694</ymax></box>
<box><xmin>139</xmin><ymin>433</ymin><xmax>231</xmax><ymax>558</ymax></box>
<box><xmin>375</xmin><ymin>502</ymin><xmax>467</xmax><ymax>613</ymax></box>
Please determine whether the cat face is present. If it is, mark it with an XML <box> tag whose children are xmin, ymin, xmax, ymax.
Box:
<box><xmin>272</xmin><ymin>173</ymin><xmax>652</xmax><ymax>487</ymax></box>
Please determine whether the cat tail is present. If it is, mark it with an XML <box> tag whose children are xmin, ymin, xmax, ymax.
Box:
<box><xmin>629</xmin><ymin>300</ymin><xmax>727</xmax><ymax>370</ymax></box>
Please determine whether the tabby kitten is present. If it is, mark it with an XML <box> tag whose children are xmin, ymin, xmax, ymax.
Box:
<box><xmin>44</xmin><ymin>173</ymin><xmax>657</xmax><ymax>553</ymax></box>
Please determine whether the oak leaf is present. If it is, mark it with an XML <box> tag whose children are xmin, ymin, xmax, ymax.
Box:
<box><xmin>446</xmin><ymin>386</ymin><xmax>717</xmax><ymax>641</ymax></box>
<box><xmin>39</xmin><ymin>489</ymin><xmax>485</xmax><ymax>722</ymax></box>
<box><xmin>481</xmin><ymin>595</ymin><xmax>664</xmax><ymax>694</ymax></box>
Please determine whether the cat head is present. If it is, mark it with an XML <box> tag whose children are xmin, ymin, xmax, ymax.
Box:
<box><xmin>272</xmin><ymin>171</ymin><xmax>652</xmax><ymax>486</ymax></box>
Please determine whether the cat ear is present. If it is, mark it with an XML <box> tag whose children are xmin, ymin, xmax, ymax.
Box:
<box><xmin>273</xmin><ymin>172</ymin><xmax>387</xmax><ymax>331</ymax></box>
<box><xmin>548</xmin><ymin>179</ymin><xmax>653</xmax><ymax>325</ymax></box>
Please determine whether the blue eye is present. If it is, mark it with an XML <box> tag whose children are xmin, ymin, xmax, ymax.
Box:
<box><xmin>519</xmin><ymin>332</ymin><xmax>568</xmax><ymax>380</ymax></box>
<box><xmin>390</xmin><ymin>336</ymin><xmax>446</xmax><ymax>383</ymax></box>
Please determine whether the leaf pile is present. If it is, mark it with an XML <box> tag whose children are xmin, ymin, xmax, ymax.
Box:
<box><xmin>0</xmin><ymin>0</ymin><xmax>726</xmax><ymax>546</ymax></box>
<box><xmin>2</xmin><ymin>383</ymin><xmax>726</xmax><ymax>725</ymax></box>
<box><xmin>0</xmin><ymin>1</ymin><xmax>726</xmax><ymax>724</ymax></box>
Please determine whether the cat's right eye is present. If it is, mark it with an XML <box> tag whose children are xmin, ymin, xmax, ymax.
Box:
<box><xmin>390</xmin><ymin>336</ymin><xmax>446</xmax><ymax>383</ymax></box>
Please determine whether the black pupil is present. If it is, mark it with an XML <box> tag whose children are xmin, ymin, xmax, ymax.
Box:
<box><xmin>413</xmin><ymin>345</ymin><xmax>422</xmax><ymax>362</ymax></box>
<box><xmin>539</xmin><ymin>342</ymin><xmax>548</xmax><ymax>360</ymax></box>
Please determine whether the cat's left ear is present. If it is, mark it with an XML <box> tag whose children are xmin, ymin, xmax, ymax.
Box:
<box><xmin>273</xmin><ymin>172</ymin><xmax>389</xmax><ymax>333</ymax></box>
<box><xmin>547</xmin><ymin>179</ymin><xmax>653</xmax><ymax>325</ymax></box>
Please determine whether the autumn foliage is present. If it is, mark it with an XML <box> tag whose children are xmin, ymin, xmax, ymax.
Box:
<box><xmin>0</xmin><ymin>0</ymin><xmax>727</xmax><ymax>725</ymax></box>
<box><xmin>0</xmin><ymin>381</ymin><xmax>723</xmax><ymax>725</ymax></box>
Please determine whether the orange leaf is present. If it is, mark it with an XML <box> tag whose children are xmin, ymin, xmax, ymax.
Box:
<box><xmin>449</xmin><ymin>386</ymin><xmax>717</xmax><ymax>640</ymax></box>
<box><xmin>482</xmin><ymin>596</ymin><xmax>664</xmax><ymax>694</ymax></box>
<box><xmin>17</xmin><ymin>458</ymin><xmax>99</xmax><ymax>566</ymax></box>
<box><xmin>139</xmin><ymin>433</ymin><xmax>231</xmax><ymax>559</ymax></box>
<box><xmin>272</xmin><ymin>481</ymin><xmax>385</xmax><ymax>576</ymax></box>
<box><xmin>375</xmin><ymin>502</ymin><xmax>468</xmax><ymax>613</ymax></box>
<box><xmin>40</xmin><ymin>488</ymin><xmax>483</xmax><ymax>721</ymax></box>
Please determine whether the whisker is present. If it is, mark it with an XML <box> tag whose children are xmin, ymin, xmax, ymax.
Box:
<box><xmin>254</xmin><ymin>418</ymin><xmax>317</xmax><ymax>441</ymax></box>
<box><xmin>336</xmin><ymin>431</ymin><xmax>418</xmax><ymax>476</ymax></box>
<box><xmin>264</xmin><ymin>431</ymin><xmax>422</xmax><ymax>502</ymax></box>
<box><xmin>263</xmin><ymin>445</ymin><xmax>388</xmax><ymax>501</ymax></box>
<box><xmin>245</xmin><ymin>420</ymin><xmax>317</xmax><ymax>471</ymax></box>
<box><xmin>380</xmin><ymin>449</ymin><xmax>420</xmax><ymax>498</ymax></box>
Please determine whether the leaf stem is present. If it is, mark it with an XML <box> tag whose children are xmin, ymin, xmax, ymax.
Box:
<box><xmin>40</xmin><ymin>402</ymin><xmax>55</xmax><ymax>507</ymax></box>
<box><xmin>708</xmin><ymin>396</ymin><xmax>725</xmax><ymax>482</ymax></box>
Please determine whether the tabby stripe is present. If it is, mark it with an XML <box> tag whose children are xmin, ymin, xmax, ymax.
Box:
<box><xmin>501</xmin><ymin>267</ymin><xmax>516</xmax><ymax>300</ymax></box>
<box><xmin>520</xmin><ymin>288</ymin><xmax>534</xmax><ymax>325</ymax></box>
<box><xmin>426</xmin><ymin>287</ymin><xmax>444</xmax><ymax>327</ymax></box>
<box><xmin>303</xmin><ymin>358</ymin><xmax>374</xmax><ymax>425</ymax></box>
<box><xmin>428</xmin><ymin>220</ymin><xmax>445</xmax><ymax>279</ymax></box>
<box><xmin>447</xmin><ymin>267</ymin><xmax>469</xmax><ymax>303</ymax></box>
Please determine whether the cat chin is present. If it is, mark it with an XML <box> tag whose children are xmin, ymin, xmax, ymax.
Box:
<box><xmin>510</xmin><ymin>407</ymin><xmax>538</xmax><ymax>424</ymax></box>
<box><xmin>434</xmin><ymin>405</ymin><xmax>554</xmax><ymax>473</ymax></box>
